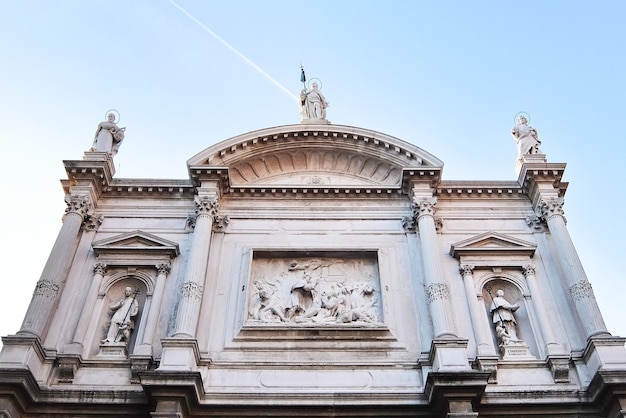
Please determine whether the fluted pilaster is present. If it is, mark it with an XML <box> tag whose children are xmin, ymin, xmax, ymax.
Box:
<box><xmin>141</xmin><ymin>263</ymin><xmax>171</xmax><ymax>346</ymax></box>
<box><xmin>72</xmin><ymin>262</ymin><xmax>107</xmax><ymax>345</ymax></box>
<box><xmin>459</xmin><ymin>264</ymin><xmax>496</xmax><ymax>356</ymax></box>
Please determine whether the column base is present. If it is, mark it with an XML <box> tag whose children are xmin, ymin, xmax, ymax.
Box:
<box><xmin>157</xmin><ymin>338</ymin><xmax>200</xmax><ymax>372</ymax></box>
<box><xmin>0</xmin><ymin>335</ymin><xmax>46</xmax><ymax>381</ymax></box>
<box><xmin>583</xmin><ymin>335</ymin><xmax>626</xmax><ymax>376</ymax></box>
<box><xmin>429</xmin><ymin>338</ymin><xmax>471</xmax><ymax>372</ymax></box>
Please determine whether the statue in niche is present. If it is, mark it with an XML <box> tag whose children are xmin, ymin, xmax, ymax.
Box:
<box><xmin>248</xmin><ymin>257</ymin><xmax>381</xmax><ymax>325</ymax></box>
<box><xmin>101</xmin><ymin>286</ymin><xmax>139</xmax><ymax>344</ymax></box>
<box><xmin>490</xmin><ymin>289</ymin><xmax>521</xmax><ymax>346</ymax></box>
<box><xmin>300</xmin><ymin>81</ymin><xmax>329</xmax><ymax>120</ymax></box>
<box><xmin>92</xmin><ymin>110</ymin><xmax>125</xmax><ymax>155</ymax></box>
<box><xmin>511</xmin><ymin>114</ymin><xmax>541</xmax><ymax>158</ymax></box>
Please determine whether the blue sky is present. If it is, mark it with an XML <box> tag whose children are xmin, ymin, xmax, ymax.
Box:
<box><xmin>0</xmin><ymin>1</ymin><xmax>624</xmax><ymax>345</ymax></box>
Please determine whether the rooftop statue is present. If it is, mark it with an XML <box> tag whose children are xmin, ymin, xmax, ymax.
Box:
<box><xmin>92</xmin><ymin>110</ymin><xmax>125</xmax><ymax>155</ymax></box>
<box><xmin>299</xmin><ymin>67</ymin><xmax>329</xmax><ymax>123</ymax></box>
<box><xmin>511</xmin><ymin>113</ymin><xmax>541</xmax><ymax>159</ymax></box>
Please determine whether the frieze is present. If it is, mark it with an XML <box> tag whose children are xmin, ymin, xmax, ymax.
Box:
<box><xmin>247</xmin><ymin>254</ymin><xmax>382</xmax><ymax>326</ymax></box>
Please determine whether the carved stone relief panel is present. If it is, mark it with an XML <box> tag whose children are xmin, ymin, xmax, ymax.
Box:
<box><xmin>247</xmin><ymin>252</ymin><xmax>383</xmax><ymax>326</ymax></box>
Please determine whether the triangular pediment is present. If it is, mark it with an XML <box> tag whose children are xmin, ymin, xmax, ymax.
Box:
<box><xmin>187</xmin><ymin>124</ymin><xmax>443</xmax><ymax>188</ymax></box>
<box><xmin>449</xmin><ymin>231</ymin><xmax>537</xmax><ymax>259</ymax></box>
<box><xmin>92</xmin><ymin>230</ymin><xmax>180</xmax><ymax>264</ymax></box>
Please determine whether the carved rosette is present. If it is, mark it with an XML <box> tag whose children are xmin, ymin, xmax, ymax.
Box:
<box><xmin>33</xmin><ymin>279</ymin><xmax>60</xmax><ymax>299</ymax></box>
<box><xmin>459</xmin><ymin>264</ymin><xmax>475</xmax><ymax>276</ymax></box>
<box><xmin>426</xmin><ymin>283</ymin><xmax>450</xmax><ymax>303</ymax></box>
<box><xmin>569</xmin><ymin>280</ymin><xmax>595</xmax><ymax>301</ymax></box>
<box><xmin>156</xmin><ymin>262</ymin><xmax>171</xmax><ymax>276</ymax></box>
<box><xmin>522</xmin><ymin>264</ymin><xmax>536</xmax><ymax>277</ymax></box>
<box><xmin>180</xmin><ymin>281</ymin><xmax>203</xmax><ymax>300</ymax></box>
<box><xmin>93</xmin><ymin>262</ymin><xmax>107</xmax><ymax>276</ymax></box>
<box><xmin>538</xmin><ymin>197</ymin><xmax>566</xmax><ymax>223</ymax></box>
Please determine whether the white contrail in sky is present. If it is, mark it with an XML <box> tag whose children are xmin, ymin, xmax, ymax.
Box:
<box><xmin>169</xmin><ymin>0</ymin><xmax>299</xmax><ymax>102</ymax></box>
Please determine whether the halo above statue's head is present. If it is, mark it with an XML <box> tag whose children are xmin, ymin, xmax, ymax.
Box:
<box><xmin>105</xmin><ymin>109</ymin><xmax>121</xmax><ymax>123</ymax></box>
<box><xmin>514</xmin><ymin>111</ymin><xmax>530</xmax><ymax>124</ymax></box>
<box><xmin>307</xmin><ymin>78</ymin><xmax>323</xmax><ymax>90</ymax></box>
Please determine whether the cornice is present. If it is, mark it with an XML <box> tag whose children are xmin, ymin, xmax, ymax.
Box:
<box><xmin>188</xmin><ymin>124</ymin><xmax>442</xmax><ymax>169</ymax></box>
<box><xmin>436</xmin><ymin>181</ymin><xmax>525</xmax><ymax>199</ymax></box>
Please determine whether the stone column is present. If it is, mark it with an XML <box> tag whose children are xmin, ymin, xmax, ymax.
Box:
<box><xmin>19</xmin><ymin>194</ymin><xmax>92</xmax><ymax>338</ymax></box>
<box><xmin>414</xmin><ymin>197</ymin><xmax>457</xmax><ymax>338</ymax></box>
<box><xmin>172</xmin><ymin>195</ymin><xmax>219</xmax><ymax>338</ymax></box>
<box><xmin>71</xmin><ymin>262</ymin><xmax>107</xmax><ymax>345</ymax></box>
<box><xmin>459</xmin><ymin>265</ymin><xmax>495</xmax><ymax>356</ymax></box>
<box><xmin>141</xmin><ymin>263</ymin><xmax>171</xmax><ymax>346</ymax></box>
<box><xmin>539</xmin><ymin>198</ymin><xmax>608</xmax><ymax>338</ymax></box>
<box><xmin>412</xmin><ymin>194</ymin><xmax>469</xmax><ymax>372</ymax></box>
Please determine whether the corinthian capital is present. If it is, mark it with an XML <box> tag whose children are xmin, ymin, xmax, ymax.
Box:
<box><xmin>93</xmin><ymin>262</ymin><xmax>108</xmax><ymax>275</ymax></box>
<box><xmin>64</xmin><ymin>194</ymin><xmax>92</xmax><ymax>219</ymax></box>
<box><xmin>194</xmin><ymin>195</ymin><xmax>219</xmax><ymax>216</ymax></box>
<box><xmin>459</xmin><ymin>264</ymin><xmax>475</xmax><ymax>276</ymax></box>
<box><xmin>411</xmin><ymin>197</ymin><xmax>437</xmax><ymax>219</ymax></box>
<box><xmin>522</xmin><ymin>264</ymin><xmax>536</xmax><ymax>276</ymax></box>
<box><xmin>538</xmin><ymin>197</ymin><xmax>565</xmax><ymax>220</ymax></box>
<box><xmin>156</xmin><ymin>262</ymin><xmax>171</xmax><ymax>276</ymax></box>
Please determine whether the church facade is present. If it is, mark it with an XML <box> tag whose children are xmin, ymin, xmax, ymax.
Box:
<box><xmin>1</xmin><ymin>111</ymin><xmax>626</xmax><ymax>417</ymax></box>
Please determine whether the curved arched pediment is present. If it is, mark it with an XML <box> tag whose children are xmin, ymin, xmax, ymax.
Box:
<box><xmin>187</xmin><ymin>124</ymin><xmax>443</xmax><ymax>188</ymax></box>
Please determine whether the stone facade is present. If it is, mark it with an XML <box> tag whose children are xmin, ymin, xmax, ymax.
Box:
<box><xmin>1</xmin><ymin>123</ymin><xmax>626</xmax><ymax>417</ymax></box>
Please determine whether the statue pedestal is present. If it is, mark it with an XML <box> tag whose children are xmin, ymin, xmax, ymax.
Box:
<box><xmin>516</xmin><ymin>153</ymin><xmax>547</xmax><ymax>173</ymax></box>
<box><xmin>500</xmin><ymin>342</ymin><xmax>535</xmax><ymax>360</ymax></box>
<box><xmin>96</xmin><ymin>343</ymin><xmax>128</xmax><ymax>358</ymax></box>
<box><xmin>301</xmin><ymin>118</ymin><xmax>330</xmax><ymax>125</ymax></box>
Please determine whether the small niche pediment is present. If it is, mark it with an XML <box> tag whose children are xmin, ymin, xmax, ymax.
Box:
<box><xmin>449</xmin><ymin>232</ymin><xmax>536</xmax><ymax>259</ymax></box>
<box><xmin>92</xmin><ymin>230</ymin><xmax>180</xmax><ymax>265</ymax></box>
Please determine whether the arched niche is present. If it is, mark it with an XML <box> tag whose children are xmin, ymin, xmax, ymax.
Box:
<box><xmin>89</xmin><ymin>271</ymin><xmax>152</xmax><ymax>357</ymax></box>
<box><xmin>480</xmin><ymin>273</ymin><xmax>539</xmax><ymax>358</ymax></box>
